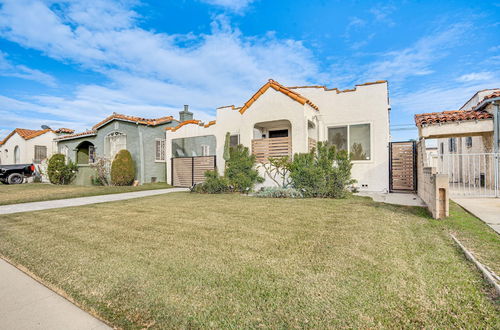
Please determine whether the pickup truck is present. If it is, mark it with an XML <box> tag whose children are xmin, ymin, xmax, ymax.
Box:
<box><xmin>0</xmin><ymin>164</ymin><xmax>36</xmax><ymax>184</ymax></box>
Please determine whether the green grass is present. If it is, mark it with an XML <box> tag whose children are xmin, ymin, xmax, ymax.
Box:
<box><xmin>0</xmin><ymin>182</ymin><xmax>172</xmax><ymax>205</ymax></box>
<box><xmin>0</xmin><ymin>193</ymin><xmax>498</xmax><ymax>329</ymax></box>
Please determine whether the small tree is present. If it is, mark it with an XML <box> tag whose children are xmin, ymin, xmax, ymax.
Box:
<box><xmin>90</xmin><ymin>157</ymin><xmax>111</xmax><ymax>186</ymax></box>
<box><xmin>223</xmin><ymin>132</ymin><xmax>231</xmax><ymax>164</ymax></box>
<box><xmin>111</xmin><ymin>150</ymin><xmax>136</xmax><ymax>186</ymax></box>
<box><xmin>47</xmin><ymin>154</ymin><xmax>78</xmax><ymax>185</ymax></box>
<box><xmin>260</xmin><ymin>156</ymin><xmax>292</xmax><ymax>188</ymax></box>
<box><xmin>225</xmin><ymin>145</ymin><xmax>264</xmax><ymax>192</ymax></box>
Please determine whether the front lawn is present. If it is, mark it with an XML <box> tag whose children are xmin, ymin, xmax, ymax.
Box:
<box><xmin>0</xmin><ymin>182</ymin><xmax>172</xmax><ymax>205</ymax></box>
<box><xmin>0</xmin><ymin>193</ymin><xmax>498</xmax><ymax>328</ymax></box>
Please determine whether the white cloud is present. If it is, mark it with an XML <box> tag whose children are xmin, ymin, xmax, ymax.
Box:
<box><xmin>363</xmin><ymin>23</ymin><xmax>470</xmax><ymax>82</ymax></box>
<box><xmin>0</xmin><ymin>51</ymin><xmax>57</xmax><ymax>86</ymax></box>
<box><xmin>201</xmin><ymin>0</ymin><xmax>256</xmax><ymax>12</ymax></box>
<box><xmin>456</xmin><ymin>72</ymin><xmax>494</xmax><ymax>82</ymax></box>
<box><xmin>0</xmin><ymin>0</ymin><xmax>321</xmax><ymax>130</ymax></box>
<box><xmin>369</xmin><ymin>5</ymin><xmax>396</xmax><ymax>27</ymax></box>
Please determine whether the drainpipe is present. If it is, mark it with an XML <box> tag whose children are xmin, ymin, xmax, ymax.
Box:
<box><xmin>138</xmin><ymin>125</ymin><xmax>145</xmax><ymax>184</ymax></box>
<box><xmin>494</xmin><ymin>101</ymin><xmax>500</xmax><ymax>154</ymax></box>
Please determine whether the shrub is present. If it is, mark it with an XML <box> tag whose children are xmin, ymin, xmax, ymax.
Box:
<box><xmin>47</xmin><ymin>154</ymin><xmax>78</xmax><ymax>185</ymax></box>
<box><xmin>259</xmin><ymin>156</ymin><xmax>292</xmax><ymax>188</ymax></box>
<box><xmin>193</xmin><ymin>170</ymin><xmax>229</xmax><ymax>194</ymax></box>
<box><xmin>111</xmin><ymin>150</ymin><xmax>136</xmax><ymax>186</ymax></box>
<box><xmin>289</xmin><ymin>141</ymin><xmax>355</xmax><ymax>198</ymax></box>
<box><xmin>225</xmin><ymin>144</ymin><xmax>264</xmax><ymax>192</ymax></box>
<box><xmin>254</xmin><ymin>187</ymin><xmax>303</xmax><ymax>198</ymax></box>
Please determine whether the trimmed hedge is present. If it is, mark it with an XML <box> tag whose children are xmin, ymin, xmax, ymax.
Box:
<box><xmin>111</xmin><ymin>150</ymin><xmax>136</xmax><ymax>186</ymax></box>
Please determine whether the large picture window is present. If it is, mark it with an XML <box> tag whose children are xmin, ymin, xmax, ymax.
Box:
<box><xmin>34</xmin><ymin>145</ymin><xmax>47</xmax><ymax>164</ymax></box>
<box><xmin>328</xmin><ymin>124</ymin><xmax>371</xmax><ymax>161</ymax></box>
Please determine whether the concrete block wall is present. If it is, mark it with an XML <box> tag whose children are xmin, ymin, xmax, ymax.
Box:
<box><xmin>417</xmin><ymin>141</ymin><xmax>449</xmax><ymax>219</ymax></box>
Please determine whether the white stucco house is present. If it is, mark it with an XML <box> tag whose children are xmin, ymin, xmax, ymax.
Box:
<box><xmin>0</xmin><ymin>127</ymin><xmax>74</xmax><ymax>165</ymax></box>
<box><xmin>165</xmin><ymin>79</ymin><xmax>391</xmax><ymax>192</ymax></box>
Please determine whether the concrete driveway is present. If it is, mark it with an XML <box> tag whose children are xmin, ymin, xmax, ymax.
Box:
<box><xmin>453</xmin><ymin>198</ymin><xmax>500</xmax><ymax>234</ymax></box>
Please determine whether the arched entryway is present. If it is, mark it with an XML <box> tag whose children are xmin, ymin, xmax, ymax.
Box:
<box><xmin>76</xmin><ymin>141</ymin><xmax>95</xmax><ymax>164</ymax></box>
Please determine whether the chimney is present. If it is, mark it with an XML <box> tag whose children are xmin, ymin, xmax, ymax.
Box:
<box><xmin>179</xmin><ymin>104</ymin><xmax>193</xmax><ymax>122</ymax></box>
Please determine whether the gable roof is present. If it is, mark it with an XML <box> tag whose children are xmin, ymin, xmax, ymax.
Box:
<box><xmin>0</xmin><ymin>128</ymin><xmax>53</xmax><ymax>146</ymax></box>
<box><xmin>238</xmin><ymin>79</ymin><xmax>319</xmax><ymax>114</ymax></box>
<box><xmin>414</xmin><ymin>110</ymin><xmax>493</xmax><ymax>127</ymax></box>
<box><xmin>166</xmin><ymin>120</ymin><xmax>216</xmax><ymax>132</ymax></box>
<box><xmin>54</xmin><ymin>128</ymin><xmax>75</xmax><ymax>134</ymax></box>
<box><xmin>54</xmin><ymin>130</ymin><xmax>97</xmax><ymax>141</ymax></box>
<box><xmin>92</xmin><ymin>113</ymin><xmax>175</xmax><ymax>130</ymax></box>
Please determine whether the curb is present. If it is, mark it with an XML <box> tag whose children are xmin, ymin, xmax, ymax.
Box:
<box><xmin>450</xmin><ymin>234</ymin><xmax>500</xmax><ymax>296</ymax></box>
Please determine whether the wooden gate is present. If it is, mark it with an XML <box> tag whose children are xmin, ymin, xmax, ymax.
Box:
<box><xmin>389</xmin><ymin>141</ymin><xmax>417</xmax><ymax>192</ymax></box>
<box><xmin>172</xmin><ymin>156</ymin><xmax>216</xmax><ymax>187</ymax></box>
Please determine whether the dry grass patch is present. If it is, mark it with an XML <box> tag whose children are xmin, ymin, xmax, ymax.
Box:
<box><xmin>0</xmin><ymin>193</ymin><xmax>498</xmax><ymax>328</ymax></box>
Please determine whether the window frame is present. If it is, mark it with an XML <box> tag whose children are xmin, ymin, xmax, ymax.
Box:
<box><xmin>465</xmin><ymin>136</ymin><xmax>473</xmax><ymax>148</ymax></box>
<box><xmin>155</xmin><ymin>138</ymin><xmax>166</xmax><ymax>162</ymax></box>
<box><xmin>449</xmin><ymin>138</ymin><xmax>457</xmax><ymax>153</ymax></box>
<box><xmin>327</xmin><ymin>122</ymin><xmax>372</xmax><ymax>162</ymax></box>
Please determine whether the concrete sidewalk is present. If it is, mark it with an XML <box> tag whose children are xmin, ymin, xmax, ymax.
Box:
<box><xmin>0</xmin><ymin>258</ymin><xmax>110</xmax><ymax>330</ymax></box>
<box><xmin>453</xmin><ymin>198</ymin><xmax>500</xmax><ymax>234</ymax></box>
<box><xmin>0</xmin><ymin>187</ymin><xmax>188</xmax><ymax>215</ymax></box>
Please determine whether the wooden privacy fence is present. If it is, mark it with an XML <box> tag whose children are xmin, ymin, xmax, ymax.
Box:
<box><xmin>172</xmin><ymin>156</ymin><xmax>216</xmax><ymax>187</ymax></box>
<box><xmin>252</xmin><ymin>137</ymin><xmax>292</xmax><ymax>163</ymax></box>
<box><xmin>390</xmin><ymin>141</ymin><xmax>417</xmax><ymax>192</ymax></box>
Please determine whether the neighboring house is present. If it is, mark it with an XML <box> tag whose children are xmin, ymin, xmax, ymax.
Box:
<box><xmin>0</xmin><ymin>127</ymin><xmax>74</xmax><ymax>165</ymax></box>
<box><xmin>55</xmin><ymin>113</ymin><xmax>179</xmax><ymax>185</ymax></box>
<box><xmin>166</xmin><ymin>79</ymin><xmax>391</xmax><ymax>192</ymax></box>
<box><xmin>415</xmin><ymin>89</ymin><xmax>500</xmax><ymax>197</ymax></box>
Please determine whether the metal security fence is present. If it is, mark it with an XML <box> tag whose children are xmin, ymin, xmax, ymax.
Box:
<box><xmin>431</xmin><ymin>152</ymin><xmax>499</xmax><ymax>197</ymax></box>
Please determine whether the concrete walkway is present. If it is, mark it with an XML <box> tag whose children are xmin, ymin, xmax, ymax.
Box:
<box><xmin>0</xmin><ymin>258</ymin><xmax>110</xmax><ymax>330</ymax></box>
<box><xmin>0</xmin><ymin>188</ymin><xmax>188</xmax><ymax>215</ymax></box>
<box><xmin>355</xmin><ymin>192</ymin><xmax>426</xmax><ymax>207</ymax></box>
<box><xmin>453</xmin><ymin>198</ymin><xmax>500</xmax><ymax>234</ymax></box>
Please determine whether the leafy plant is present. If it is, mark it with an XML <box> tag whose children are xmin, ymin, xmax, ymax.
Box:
<box><xmin>289</xmin><ymin>141</ymin><xmax>355</xmax><ymax>198</ymax></box>
<box><xmin>225</xmin><ymin>144</ymin><xmax>264</xmax><ymax>192</ymax></box>
<box><xmin>254</xmin><ymin>187</ymin><xmax>303</xmax><ymax>198</ymax></box>
<box><xmin>193</xmin><ymin>170</ymin><xmax>229</xmax><ymax>194</ymax></box>
<box><xmin>47</xmin><ymin>154</ymin><xmax>78</xmax><ymax>185</ymax></box>
<box><xmin>111</xmin><ymin>150</ymin><xmax>136</xmax><ymax>186</ymax></box>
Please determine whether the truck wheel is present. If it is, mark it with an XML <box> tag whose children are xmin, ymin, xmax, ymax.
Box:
<box><xmin>7</xmin><ymin>173</ymin><xmax>24</xmax><ymax>184</ymax></box>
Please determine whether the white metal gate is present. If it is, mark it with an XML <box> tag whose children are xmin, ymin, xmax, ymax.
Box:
<box><xmin>430</xmin><ymin>153</ymin><xmax>500</xmax><ymax>197</ymax></box>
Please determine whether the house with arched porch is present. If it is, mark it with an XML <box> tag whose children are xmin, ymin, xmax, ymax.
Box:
<box><xmin>166</xmin><ymin>79</ymin><xmax>391</xmax><ymax>191</ymax></box>
<box><xmin>55</xmin><ymin>113</ymin><xmax>179</xmax><ymax>185</ymax></box>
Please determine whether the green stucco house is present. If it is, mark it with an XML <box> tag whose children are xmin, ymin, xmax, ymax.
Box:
<box><xmin>55</xmin><ymin>109</ymin><xmax>193</xmax><ymax>185</ymax></box>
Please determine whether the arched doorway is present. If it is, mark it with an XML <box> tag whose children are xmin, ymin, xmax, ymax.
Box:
<box><xmin>76</xmin><ymin>141</ymin><xmax>95</xmax><ymax>164</ymax></box>
<box><xmin>14</xmin><ymin>146</ymin><xmax>20</xmax><ymax>164</ymax></box>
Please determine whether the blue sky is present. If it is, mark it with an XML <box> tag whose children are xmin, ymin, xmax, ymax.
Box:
<box><xmin>0</xmin><ymin>0</ymin><xmax>499</xmax><ymax>141</ymax></box>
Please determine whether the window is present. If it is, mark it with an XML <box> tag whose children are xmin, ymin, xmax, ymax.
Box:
<box><xmin>328</xmin><ymin>124</ymin><xmax>371</xmax><ymax>160</ymax></box>
<box><xmin>155</xmin><ymin>139</ymin><xmax>166</xmax><ymax>161</ymax></box>
<box><xmin>230</xmin><ymin>134</ymin><xmax>240</xmax><ymax>148</ymax></box>
<box><xmin>269</xmin><ymin>129</ymin><xmax>289</xmax><ymax>138</ymax></box>
<box><xmin>89</xmin><ymin>145</ymin><xmax>96</xmax><ymax>163</ymax></box>
<box><xmin>201</xmin><ymin>144</ymin><xmax>210</xmax><ymax>156</ymax></box>
<box><xmin>465</xmin><ymin>136</ymin><xmax>472</xmax><ymax>148</ymax></box>
<box><xmin>34</xmin><ymin>145</ymin><xmax>47</xmax><ymax>164</ymax></box>
<box><xmin>14</xmin><ymin>146</ymin><xmax>20</xmax><ymax>164</ymax></box>
<box><xmin>440</xmin><ymin>142</ymin><xmax>444</xmax><ymax>154</ymax></box>
<box><xmin>449</xmin><ymin>138</ymin><xmax>457</xmax><ymax>152</ymax></box>
<box><xmin>105</xmin><ymin>132</ymin><xmax>126</xmax><ymax>159</ymax></box>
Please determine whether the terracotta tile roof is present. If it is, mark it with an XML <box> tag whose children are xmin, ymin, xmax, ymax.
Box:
<box><xmin>54</xmin><ymin>130</ymin><xmax>97</xmax><ymax>141</ymax></box>
<box><xmin>415</xmin><ymin>110</ymin><xmax>493</xmax><ymax>127</ymax></box>
<box><xmin>0</xmin><ymin>128</ymin><xmax>53</xmax><ymax>145</ymax></box>
<box><xmin>54</xmin><ymin>128</ymin><xmax>75</xmax><ymax>134</ymax></box>
<box><xmin>482</xmin><ymin>91</ymin><xmax>500</xmax><ymax>102</ymax></box>
<box><xmin>239</xmin><ymin>79</ymin><xmax>319</xmax><ymax>115</ymax></box>
<box><xmin>92</xmin><ymin>113</ymin><xmax>174</xmax><ymax>130</ymax></box>
<box><xmin>287</xmin><ymin>80</ymin><xmax>387</xmax><ymax>93</ymax></box>
<box><xmin>166</xmin><ymin>120</ymin><xmax>216</xmax><ymax>132</ymax></box>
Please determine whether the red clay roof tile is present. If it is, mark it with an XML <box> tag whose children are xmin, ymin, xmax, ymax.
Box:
<box><xmin>414</xmin><ymin>110</ymin><xmax>493</xmax><ymax>127</ymax></box>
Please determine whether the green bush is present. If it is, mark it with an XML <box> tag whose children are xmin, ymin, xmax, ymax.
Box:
<box><xmin>47</xmin><ymin>154</ymin><xmax>78</xmax><ymax>185</ymax></box>
<box><xmin>289</xmin><ymin>141</ymin><xmax>355</xmax><ymax>198</ymax></box>
<box><xmin>111</xmin><ymin>150</ymin><xmax>136</xmax><ymax>186</ymax></box>
<box><xmin>193</xmin><ymin>170</ymin><xmax>229</xmax><ymax>194</ymax></box>
<box><xmin>254</xmin><ymin>187</ymin><xmax>303</xmax><ymax>198</ymax></box>
<box><xmin>225</xmin><ymin>145</ymin><xmax>264</xmax><ymax>192</ymax></box>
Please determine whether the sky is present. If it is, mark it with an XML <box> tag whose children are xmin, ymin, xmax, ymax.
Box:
<box><xmin>0</xmin><ymin>0</ymin><xmax>499</xmax><ymax>141</ymax></box>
